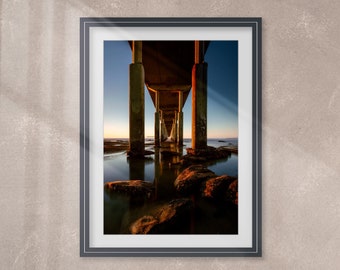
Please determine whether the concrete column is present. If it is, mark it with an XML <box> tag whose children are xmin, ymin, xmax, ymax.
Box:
<box><xmin>154</xmin><ymin>113</ymin><xmax>160</xmax><ymax>146</ymax></box>
<box><xmin>177</xmin><ymin>111</ymin><xmax>183</xmax><ymax>145</ymax></box>
<box><xmin>173</xmin><ymin>112</ymin><xmax>178</xmax><ymax>142</ymax></box>
<box><xmin>133</xmin><ymin>40</ymin><xmax>142</xmax><ymax>63</ymax></box>
<box><xmin>169</xmin><ymin>116</ymin><xmax>175</xmax><ymax>141</ymax></box>
<box><xmin>160</xmin><ymin>111</ymin><xmax>168</xmax><ymax>141</ymax></box>
<box><xmin>129</xmin><ymin>41</ymin><xmax>145</xmax><ymax>156</ymax></box>
<box><xmin>154</xmin><ymin>91</ymin><xmax>160</xmax><ymax>147</ymax></box>
<box><xmin>195</xmin><ymin>40</ymin><xmax>205</xmax><ymax>64</ymax></box>
<box><xmin>177</xmin><ymin>91</ymin><xmax>183</xmax><ymax>145</ymax></box>
<box><xmin>192</xmin><ymin>41</ymin><xmax>207</xmax><ymax>149</ymax></box>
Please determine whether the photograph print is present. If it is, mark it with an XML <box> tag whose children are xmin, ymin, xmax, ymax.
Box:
<box><xmin>103</xmin><ymin>40</ymin><xmax>239</xmax><ymax>235</ymax></box>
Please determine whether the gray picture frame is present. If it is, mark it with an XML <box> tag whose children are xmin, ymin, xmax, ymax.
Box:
<box><xmin>80</xmin><ymin>17</ymin><xmax>262</xmax><ymax>257</ymax></box>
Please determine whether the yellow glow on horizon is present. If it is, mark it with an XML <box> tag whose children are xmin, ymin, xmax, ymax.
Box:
<box><xmin>104</xmin><ymin>124</ymin><xmax>155</xmax><ymax>139</ymax></box>
<box><xmin>104</xmin><ymin>121</ymin><xmax>238</xmax><ymax>139</ymax></box>
<box><xmin>104</xmin><ymin>123</ymin><xmax>128</xmax><ymax>138</ymax></box>
<box><xmin>104</xmin><ymin>128</ymin><xmax>238</xmax><ymax>139</ymax></box>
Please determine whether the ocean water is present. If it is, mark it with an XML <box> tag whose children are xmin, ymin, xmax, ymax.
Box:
<box><xmin>104</xmin><ymin>138</ymin><xmax>238</xmax><ymax>234</ymax></box>
<box><xmin>104</xmin><ymin>138</ymin><xmax>238</xmax><ymax>183</ymax></box>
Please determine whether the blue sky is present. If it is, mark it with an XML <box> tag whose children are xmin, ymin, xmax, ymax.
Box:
<box><xmin>104</xmin><ymin>41</ymin><xmax>238</xmax><ymax>139</ymax></box>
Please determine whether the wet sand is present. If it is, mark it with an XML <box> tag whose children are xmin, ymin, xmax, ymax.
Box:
<box><xmin>104</xmin><ymin>139</ymin><xmax>129</xmax><ymax>154</ymax></box>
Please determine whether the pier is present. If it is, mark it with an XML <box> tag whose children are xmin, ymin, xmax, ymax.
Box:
<box><xmin>128</xmin><ymin>41</ymin><xmax>210</xmax><ymax>156</ymax></box>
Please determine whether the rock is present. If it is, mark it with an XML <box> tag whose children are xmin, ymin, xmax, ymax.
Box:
<box><xmin>226</xmin><ymin>179</ymin><xmax>238</xmax><ymax>205</ymax></box>
<box><xmin>185</xmin><ymin>146</ymin><xmax>216</xmax><ymax>157</ymax></box>
<box><xmin>218</xmin><ymin>145</ymin><xmax>238</xmax><ymax>154</ymax></box>
<box><xmin>180</xmin><ymin>155</ymin><xmax>207</xmax><ymax>165</ymax></box>
<box><xmin>156</xmin><ymin>198</ymin><xmax>191</xmax><ymax>221</ymax></box>
<box><xmin>130</xmin><ymin>216</ymin><xmax>158</xmax><ymax>234</ymax></box>
<box><xmin>202</xmin><ymin>175</ymin><xmax>235</xmax><ymax>200</ymax></box>
<box><xmin>174</xmin><ymin>165</ymin><xmax>216</xmax><ymax>195</ymax></box>
<box><xmin>130</xmin><ymin>198</ymin><xmax>193</xmax><ymax>234</ymax></box>
<box><xmin>181</xmin><ymin>146</ymin><xmax>232</xmax><ymax>166</ymax></box>
<box><xmin>104</xmin><ymin>180</ymin><xmax>154</xmax><ymax>198</ymax></box>
<box><xmin>215</xmin><ymin>147</ymin><xmax>233</xmax><ymax>158</ymax></box>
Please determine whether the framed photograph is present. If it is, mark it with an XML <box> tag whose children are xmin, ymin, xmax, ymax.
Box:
<box><xmin>80</xmin><ymin>17</ymin><xmax>261</xmax><ymax>256</ymax></box>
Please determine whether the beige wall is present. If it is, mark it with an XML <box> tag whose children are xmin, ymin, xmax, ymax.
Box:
<box><xmin>1</xmin><ymin>0</ymin><xmax>339</xmax><ymax>269</ymax></box>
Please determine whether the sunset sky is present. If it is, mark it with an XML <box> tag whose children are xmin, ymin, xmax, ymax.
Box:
<box><xmin>104</xmin><ymin>41</ymin><xmax>238</xmax><ymax>139</ymax></box>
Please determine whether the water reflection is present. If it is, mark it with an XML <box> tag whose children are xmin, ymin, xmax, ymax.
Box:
<box><xmin>127</xmin><ymin>156</ymin><xmax>154</xmax><ymax>180</ymax></box>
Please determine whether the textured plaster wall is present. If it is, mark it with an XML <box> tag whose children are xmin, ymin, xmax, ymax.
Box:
<box><xmin>0</xmin><ymin>0</ymin><xmax>339</xmax><ymax>269</ymax></box>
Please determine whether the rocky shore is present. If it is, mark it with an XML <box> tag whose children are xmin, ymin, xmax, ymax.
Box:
<box><xmin>130</xmin><ymin>198</ymin><xmax>193</xmax><ymax>234</ymax></box>
<box><xmin>104</xmin><ymin>165</ymin><xmax>237</xmax><ymax>234</ymax></box>
<box><xmin>104</xmin><ymin>142</ymin><xmax>238</xmax><ymax>234</ymax></box>
<box><xmin>174</xmin><ymin>164</ymin><xmax>238</xmax><ymax>204</ymax></box>
<box><xmin>104</xmin><ymin>139</ymin><xmax>129</xmax><ymax>154</ymax></box>
<box><xmin>180</xmin><ymin>146</ymin><xmax>236</xmax><ymax>166</ymax></box>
